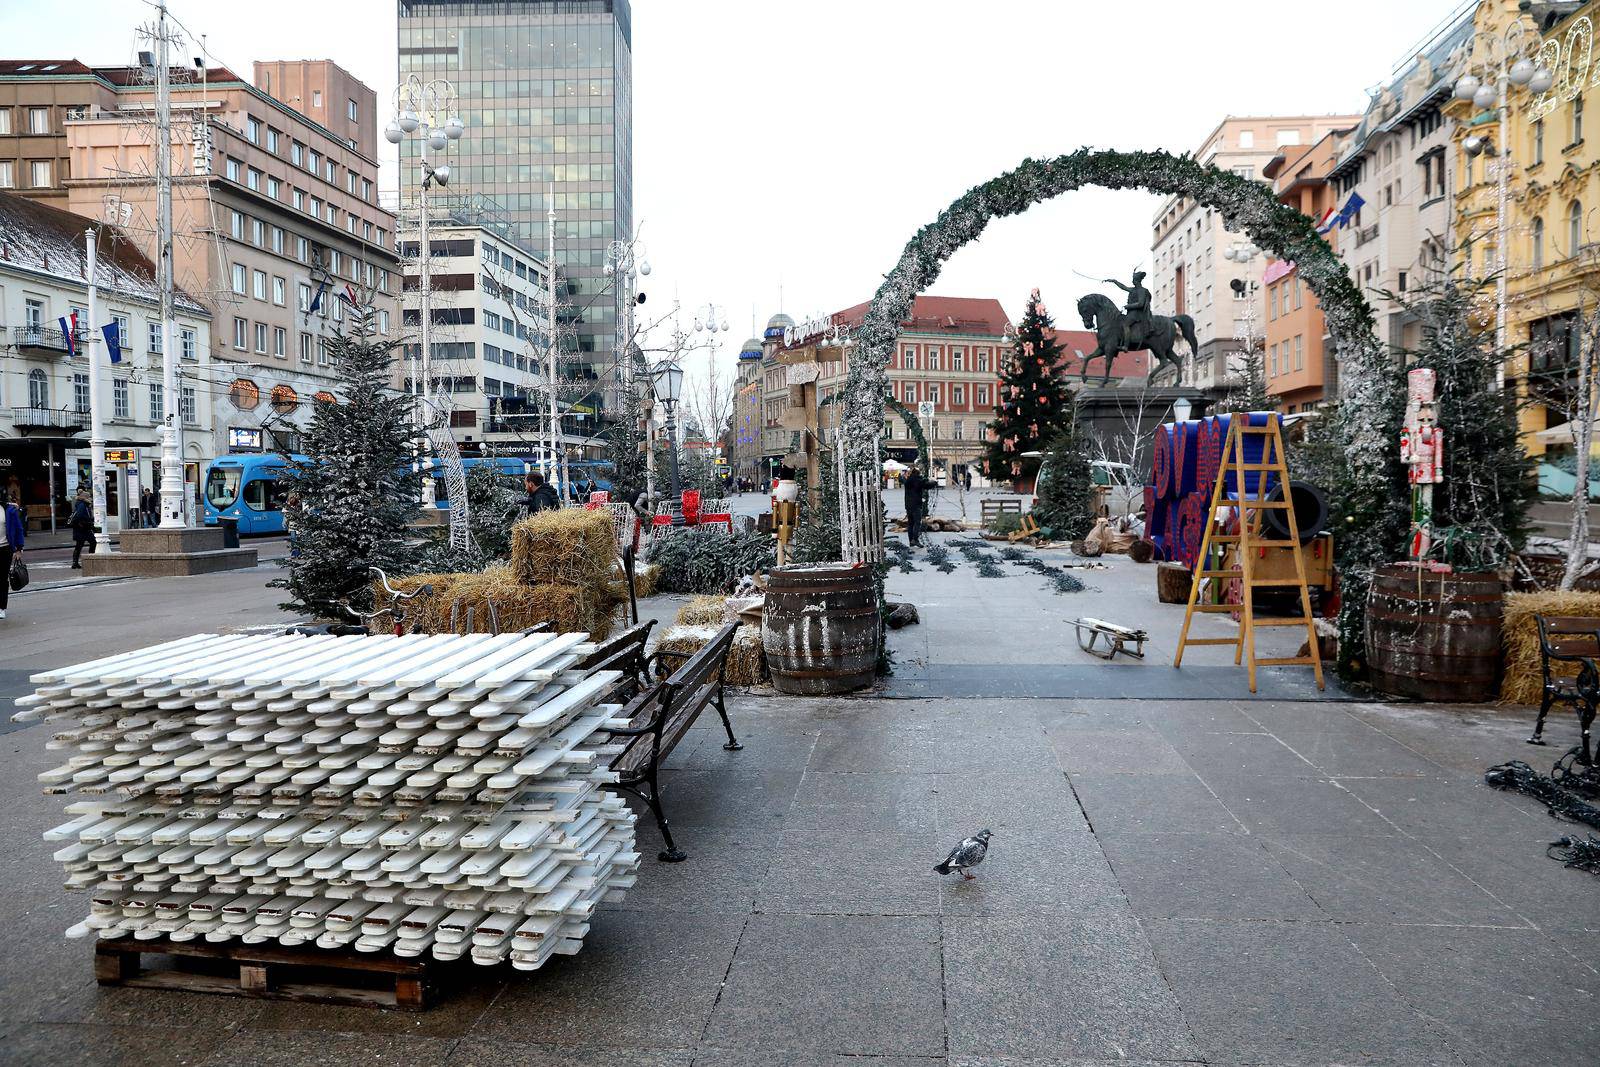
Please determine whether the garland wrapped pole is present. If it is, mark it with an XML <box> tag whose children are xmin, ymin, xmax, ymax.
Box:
<box><xmin>840</xmin><ymin>148</ymin><xmax>1409</xmax><ymax>679</ymax></box>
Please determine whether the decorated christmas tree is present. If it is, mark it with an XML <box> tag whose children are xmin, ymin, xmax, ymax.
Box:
<box><xmin>273</xmin><ymin>312</ymin><xmax>424</xmax><ymax>620</ymax></box>
<box><xmin>984</xmin><ymin>288</ymin><xmax>1075</xmax><ymax>488</ymax></box>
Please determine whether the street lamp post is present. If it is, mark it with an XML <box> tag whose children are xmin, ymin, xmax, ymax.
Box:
<box><xmin>1222</xmin><ymin>240</ymin><xmax>1262</xmax><ymax>394</ymax></box>
<box><xmin>385</xmin><ymin>76</ymin><xmax>464</xmax><ymax>503</ymax></box>
<box><xmin>1454</xmin><ymin>20</ymin><xmax>1553</xmax><ymax>390</ymax></box>
<box><xmin>604</xmin><ymin>235</ymin><xmax>650</xmax><ymax>391</ymax></box>
<box><xmin>651</xmin><ymin>359</ymin><xmax>685</xmax><ymax>520</ymax></box>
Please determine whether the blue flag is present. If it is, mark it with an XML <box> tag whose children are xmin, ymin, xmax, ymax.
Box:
<box><xmin>308</xmin><ymin>276</ymin><xmax>331</xmax><ymax>314</ymax></box>
<box><xmin>102</xmin><ymin>322</ymin><xmax>123</xmax><ymax>364</ymax></box>
<box><xmin>1335</xmin><ymin>191</ymin><xmax>1367</xmax><ymax>230</ymax></box>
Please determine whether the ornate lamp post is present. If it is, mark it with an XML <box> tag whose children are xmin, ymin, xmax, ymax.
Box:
<box><xmin>1453</xmin><ymin>19</ymin><xmax>1553</xmax><ymax>389</ymax></box>
<box><xmin>385</xmin><ymin>76</ymin><xmax>464</xmax><ymax>499</ymax></box>
<box><xmin>1223</xmin><ymin>240</ymin><xmax>1262</xmax><ymax>390</ymax></box>
<box><xmin>604</xmin><ymin>235</ymin><xmax>650</xmax><ymax>389</ymax></box>
<box><xmin>651</xmin><ymin>359</ymin><xmax>685</xmax><ymax>516</ymax></box>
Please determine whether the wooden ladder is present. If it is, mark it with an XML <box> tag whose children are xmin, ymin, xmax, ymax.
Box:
<box><xmin>1174</xmin><ymin>413</ymin><xmax>1324</xmax><ymax>692</ymax></box>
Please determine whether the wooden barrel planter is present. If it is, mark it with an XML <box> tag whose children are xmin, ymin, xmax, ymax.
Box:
<box><xmin>1364</xmin><ymin>564</ymin><xmax>1504</xmax><ymax>702</ymax></box>
<box><xmin>761</xmin><ymin>563</ymin><xmax>878</xmax><ymax>695</ymax></box>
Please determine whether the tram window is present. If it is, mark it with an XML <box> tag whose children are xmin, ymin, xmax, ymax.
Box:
<box><xmin>242</xmin><ymin>478</ymin><xmax>285</xmax><ymax>511</ymax></box>
<box><xmin>205</xmin><ymin>467</ymin><xmax>240</xmax><ymax>508</ymax></box>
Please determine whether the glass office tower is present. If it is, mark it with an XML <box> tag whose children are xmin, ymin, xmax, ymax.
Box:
<box><xmin>397</xmin><ymin>0</ymin><xmax>633</xmax><ymax>410</ymax></box>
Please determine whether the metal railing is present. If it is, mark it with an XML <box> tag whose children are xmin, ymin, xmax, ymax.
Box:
<box><xmin>11</xmin><ymin>326</ymin><xmax>80</xmax><ymax>352</ymax></box>
<box><xmin>10</xmin><ymin>406</ymin><xmax>84</xmax><ymax>430</ymax></box>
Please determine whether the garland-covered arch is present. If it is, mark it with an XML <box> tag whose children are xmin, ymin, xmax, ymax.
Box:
<box><xmin>841</xmin><ymin>148</ymin><xmax>1410</xmax><ymax>677</ymax></box>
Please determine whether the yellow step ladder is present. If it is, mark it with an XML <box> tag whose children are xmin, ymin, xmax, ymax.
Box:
<box><xmin>1174</xmin><ymin>413</ymin><xmax>1324</xmax><ymax>693</ymax></box>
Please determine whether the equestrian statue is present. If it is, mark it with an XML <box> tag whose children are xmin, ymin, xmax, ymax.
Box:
<box><xmin>1076</xmin><ymin>269</ymin><xmax>1197</xmax><ymax>386</ymax></box>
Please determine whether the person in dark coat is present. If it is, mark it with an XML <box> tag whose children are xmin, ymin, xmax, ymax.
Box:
<box><xmin>903</xmin><ymin>466</ymin><xmax>929</xmax><ymax>547</ymax></box>
<box><xmin>0</xmin><ymin>488</ymin><xmax>23</xmax><ymax>620</ymax></box>
<box><xmin>69</xmin><ymin>491</ymin><xmax>95</xmax><ymax>568</ymax></box>
<box><xmin>525</xmin><ymin>472</ymin><xmax>559</xmax><ymax>515</ymax></box>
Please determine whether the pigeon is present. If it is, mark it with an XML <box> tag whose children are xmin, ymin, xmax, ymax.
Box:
<box><xmin>935</xmin><ymin>829</ymin><xmax>992</xmax><ymax>880</ymax></box>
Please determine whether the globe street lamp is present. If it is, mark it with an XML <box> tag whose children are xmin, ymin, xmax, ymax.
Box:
<box><xmin>1452</xmin><ymin>14</ymin><xmax>1552</xmax><ymax>389</ymax></box>
<box><xmin>605</xmin><ymin>235</ymin><xmax>649</xmax><ymax>391</ymax></box>
<box><xmin>386</xmin><ymin>76</ymin><xmax>464</xmax><ymax>482</ymax></box>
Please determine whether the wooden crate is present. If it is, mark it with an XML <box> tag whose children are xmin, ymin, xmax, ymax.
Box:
<box><xmin>95</xmin><ymin>936</ymin><xmax>431</xmax><ymax>1011</ymax></box>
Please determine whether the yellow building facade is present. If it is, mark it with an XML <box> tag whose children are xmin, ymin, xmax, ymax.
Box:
<box><xmin>1448</xmin><ymin>0</ymin><xmax>1600</xmax><ymax>457</ymax></box>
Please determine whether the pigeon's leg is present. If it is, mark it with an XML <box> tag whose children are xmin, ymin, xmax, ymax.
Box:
<box><xmin>961</xmin><ymin>869</ymin><xmax>975</xmax><ymax>881</ymax></box>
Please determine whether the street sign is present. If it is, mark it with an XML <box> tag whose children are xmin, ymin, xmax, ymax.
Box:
<box><xmin>917</xmin><ymin>401</ymin><xmax>935</xmax><ymax>420</ymax></box>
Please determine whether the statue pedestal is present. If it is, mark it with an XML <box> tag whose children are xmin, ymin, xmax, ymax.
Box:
<box><xmin>81</xmin><ymin>527</ymin><xmax>258</xmax><ymax>578</ymax></box>
<box><xmin>1071</xmin><ymin>386</ymin><xmax>1210</xmax><ymax>484</ymax></box>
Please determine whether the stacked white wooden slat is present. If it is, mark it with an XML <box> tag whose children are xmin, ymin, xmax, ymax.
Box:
<box><xmin>13</xmin><ymin>631</ymin><xmax>639</xmax><ymax>971</ymax></box>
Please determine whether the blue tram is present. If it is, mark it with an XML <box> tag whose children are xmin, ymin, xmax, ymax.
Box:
<box><xmin>202</xmin><ymin>454</ymin><xmax>306</xmax><ymax>535</ymax></box>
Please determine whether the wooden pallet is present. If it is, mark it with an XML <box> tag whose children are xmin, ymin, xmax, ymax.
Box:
<box><xmin>94</xmin><ymin>936</ymin><xmax>431</xmax><ymax>1011</ymax></box>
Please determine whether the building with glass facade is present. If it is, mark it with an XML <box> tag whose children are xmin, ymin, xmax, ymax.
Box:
<box><xmin>396</xmin><ymin>0</ymin><xmax>632</xmax><ymax>415</ymax></box>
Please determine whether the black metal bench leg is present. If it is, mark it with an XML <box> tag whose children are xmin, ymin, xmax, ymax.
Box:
<box><xmin>642</xmin><ymin>772</ymin><xmax>686</xmax><ymax>863</ymax></box>
<box><xmin>1530</xmin><ymin>692</ymin><xmax>1553</xmax><ymax>745</ymax></box>
<box><xmin>714</xmin><ymin>685</ymin><xmax>742</xmax><ymax>751</ymax></box>
<box><xmin>1582</xmin><ymin>701</ymin><xmax>1597</xmax><ymax>766</ymax></box>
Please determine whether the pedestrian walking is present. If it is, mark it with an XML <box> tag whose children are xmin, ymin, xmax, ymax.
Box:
<box><xmin>964</xmin><ymin>468</ymin><xmax>973</xmax><ymax>491</ymax></box>
<box><xmin>524</xmin><ymin>472</ymin><xmax>559</xmax><ymax>515</ymax></box>
<box><xmin>69</xmin><ymin>491</ymin><xmax>96</xmax><ymax>569</ymax></box>
<box><xmin>141</xmin><ymin>488</ymin><xmax>157</xmax><ymax>528</ymax></box>
<box><xmin>0</xmin><ymin>488</ymin><xmax>24</xmax><ymax>621</ymax></box>
<box><xmin>904</xmin><ymin>465</ymin><xmax>929</xmax><ymax>547</ymax></box>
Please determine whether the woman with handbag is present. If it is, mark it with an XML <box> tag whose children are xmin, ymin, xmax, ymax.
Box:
<box><xmin>0</xmin><ymin>488</ymin><xmax>24</xmax><ymax>621</ymax></box>
<box><xmin>70</xmin><ymin>490</ymin><xmax>96</xmax><ymax>569</ymax></box>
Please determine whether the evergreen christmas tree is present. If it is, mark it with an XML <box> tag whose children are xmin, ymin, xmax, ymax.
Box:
<box><xmin>1402</xmin><ymin>278</ymin><xmax>1535</xmax><ymax>569</ymax></box>
<box><xmin>605</xmin><ymin>382</ymin><xmax>649</xmax><ymax>507</ymax></box>
<box><xmin>421</xmin><ymin>454</ymin><xmax>523</xmax><ymax>573</ymax></box>
<box><xmin>1217</xmin><ymin>342</ymin><xmax>1271</xmax><ymax>414</ymax></box>
<box><xmin>984</xmin><ymin>288</ymin><xmax>1075</xmax><ymax>488</ymax></box>
<box><xmin>1033</xmin><ymin>417</ymin><xmax>1096</xmax><ymax>541</ymax></box>
<box><xmin>273</xmin><ymin>314</ymin><xmax>423</xmax><ymax>620</ymax></box>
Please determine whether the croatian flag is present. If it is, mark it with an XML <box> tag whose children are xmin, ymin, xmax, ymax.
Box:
<box><xmin>102</xmin><ymin>322</ymin><xmax>123</xmax><ymax>364</ymax></box>
<box><xmin>340</xmin><ymin>283</ymin><xmax>362</xmax><ymax>309</ymax></box>
<box><xmin>1314</xmin><ymin>206</ymin><xmax>1339</xmax><ymax>235</ymax></box>
<box><xmin>58</xmin><ymin>311</ymin><xmax>79</xmax><ymax>357</ymax></box>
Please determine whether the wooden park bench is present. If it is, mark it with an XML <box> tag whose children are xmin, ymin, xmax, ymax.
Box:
<box><xmin>1532</xmin><ymin>614</ymin><xmax>1600</xmax><ymax>762</ymax></box>
<box><xmin>578</xmin><ymin>619</ymin><xmax>656</xmax><ymax>704</ymax></box>
<box><xmin>603</xmin><ymin>622</ymin><xmax>741</xmax><ymax>862</ymax></box>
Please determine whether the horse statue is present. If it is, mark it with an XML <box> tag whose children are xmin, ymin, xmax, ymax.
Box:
<box><xmin>1075</xmin><ymin>292</ymin><xmax>1197</xmax><ymax>386</ymax></box>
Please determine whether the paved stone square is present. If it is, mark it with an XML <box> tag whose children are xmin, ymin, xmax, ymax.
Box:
<box><xmin>1</xmin><ymin>535</ymin><xmax>1597</xmax><ymax>1065</ymax></box>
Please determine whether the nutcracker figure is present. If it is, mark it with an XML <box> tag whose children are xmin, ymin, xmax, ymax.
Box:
<box><xmin>1400</xmin><ymin>368</ymin><xmax>1444</xmax><ymax>559</ymax></box>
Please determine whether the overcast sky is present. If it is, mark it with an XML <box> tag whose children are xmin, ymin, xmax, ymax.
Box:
<box><xmin>2</xmin><ymin>0</ymin><xmax>1473</xmax><ymax>394</ymax></box>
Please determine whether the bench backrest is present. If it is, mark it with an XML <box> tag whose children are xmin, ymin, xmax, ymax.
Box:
<box><xmin>1538</xmin><ymin>614</ymin><xmax>1600</xmax><ymax>659</ymax></box>
<box><xmin>610</xmin><ymin>622</ymin><xmax>738</xmax><ymax>778</ymax></box>
<box><xmin>580</xmin><ymin>619</ymin><xmax>655</xmax><ymax>702</ymax></box>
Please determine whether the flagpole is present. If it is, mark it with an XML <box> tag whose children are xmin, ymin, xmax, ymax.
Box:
<box><xmin>154</xmin><ymin>0</ymin><xmax>184</xmax><ymax>529</ymax></box>
<box><xmin>85</xmin><ymin>228</ymin><xmax>108</xmax><ymax>551</ymax></box>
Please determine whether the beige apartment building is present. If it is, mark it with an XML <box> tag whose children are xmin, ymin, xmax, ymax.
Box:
<box><xmin>0</xmin><ymin>58</ymin><xmax>400</xmax><ymax>453</ymax></box>
<box><xmin>1149</xmin><ymin>114</ymin><xmax>1360</xmax><ymax>396</ymax></box>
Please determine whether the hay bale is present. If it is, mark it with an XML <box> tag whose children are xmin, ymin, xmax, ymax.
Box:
<box><xmin>1500</xmin><ymin>590</ymin><xmax>1600</xmax><ymax>704</ymax></box>
<box><xmin>368</xmin><ymin>573</ymin><xmax>457</xmax><ymax>634</ymax></box>
<box><xmin>634</xmin><ymin>562</ymin><xmax>661</xmax><ymax>598</ymax></box>
<box><xmin>676</xmin><ymin>594</ymin><xmax>728</xmax><ymax>627</ymax></box>
<box><xmin>374</xmin><ymin>565</ymin><xmax>619</xmax><ymax>638</ymax></box>
<box><xmin>655</xmin><ymin>622</ymin><xmax>769</xmax><ymax>687</ymax></box>
<box><xmin>510</xmin><ymin>508</ymin><xmax>616</xmax><ymax>588</ymax></box>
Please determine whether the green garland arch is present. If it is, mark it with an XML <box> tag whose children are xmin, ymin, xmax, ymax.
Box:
<box><xmin>841</xmin><ymin>147</ymin><xmax>1410</xmax><ymax>679</ymax></box>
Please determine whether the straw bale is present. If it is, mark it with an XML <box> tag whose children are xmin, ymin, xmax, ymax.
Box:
<box><xmin>1501</xmin><ymin>590</ymin><xmax>1600</xmax><ymax>704</ymax></box>
<box><xmin>373</xmin><ymin>565</ymin><xmax>619</xmax><ymax>639</ymax></box>
<box><xmin>655</xmin><ymin>622</ymin><xmax>769</xmax><ymax>687</ymax></box>
<box><xmin>368</xmin><ymin>573</ymin><xmax>457</xmax><ymax>634</ymax></box>
<box><xmin>635</xmin><ymin>562</ymin><xmax>660</xmax><ymax>599</ymax></box>
<box><xmin>676</xmin><ymin>595</ymin><xmax>729</xmax><ymax>627</ymax></box>
<box><xmin>510</xmin><ymin>508</ymin><xmax>617</xmax><ymax>588</ymax></box>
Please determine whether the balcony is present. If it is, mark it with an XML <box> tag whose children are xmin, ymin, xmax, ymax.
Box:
<box><xmin>11</xmin><ymin>326</ymin><xmax>81</xmax><ymax>354</ymax></box>
<box><xmin>1355</xmin><ymin>224</ymin><xmax>1380</xmax><ymax>248</ymax></box>
<box><xmin>10</xmin><ymin>406</ymin><xmax>86</xmax><ymax>433</ymax></box>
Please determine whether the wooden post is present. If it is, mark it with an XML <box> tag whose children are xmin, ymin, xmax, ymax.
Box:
<box><xmin>95</xmin><ymin>946</ymin><xmax>138</xmax><ymax>985</ymax></box>
<box><xmin>240</xmin><ymin>964</ymin><xmax>271</xmax><ymax>993</ymax></box>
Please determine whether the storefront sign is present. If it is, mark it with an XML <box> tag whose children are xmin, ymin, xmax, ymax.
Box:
<box><xmin>229</xmin><ymin>427</ymin><xmax>264</xmax><ymax>451</ymax></box>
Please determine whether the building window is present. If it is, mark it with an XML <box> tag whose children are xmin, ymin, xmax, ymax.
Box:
<box><xmin>113</xmin><ymin>377</ymin><xmax>129</xmax><ymax>419</ymax></box>
<box><xmin>300</xmin><ymin>332</ymin><xmax>313</xmax><ymax>363</ymax></box>
<box><xmin>255</xmin><ymin>322</ymin><xmax>267</xmax><ymax>354</ymax></box>
<box><xmin>928</xmin><ymin>348</ymin><xmax>941</xmax><ymax>370</ymax></box>
<box><xmin>27</xmin><ymin>368</ymin><xmax>47</xmax><ymax>408</ymax></box>
<box><xmin>251</xmin><ymin>219</ymin><xmax>264</xmax><ymax>246</ymax></box>
<box><xmin>0</xmin><ymin>109</ymin><xmax>9</xmax><ymax>135</ymax></box>
<box><xmin>953</xmin><ymin>420</ymin><xmax>965</xmax><ymax>441</ymax></box>
<box><xmin>0</xmin><ymin>161</ymin><xmax>12</xmax><ymax>189</ymax></box>
<box><xmin>29</xmin><ymin>160</ymin><xmax>50</xmax><ymax>187</ymax></box>
<box><xmin>225</xmin><ymin>157</ymin><xmax>241</xmax><ymax>182</ymax></box>
<box><xmin>293</xmin><ymin>188</ymin><xmax>305</xmax><ymax>210</ymax></box>
<box><xmin>247</xmin><ymin>116</ymin><xmax>261</xmax><ymax>144</ymax></box>
<box><xmin>111</xmin><ymin>314</ymin><xmax>128</xmax><ymax>349</ymax></box>
<box><xmin>231</xmin><ymin>263</ymin><xmax>246</xmax><ymax>294</ymax></box>
<box><xmin>977</xmin><ymin>384</ymin><xmax>990</xmax><ymax>406</ymax></box>
<box><xmin>976</xmin><ymin>351</ymin><xmax>989</xmax><ymax>373</ymax></box>
<box><xmin>904</xmin><ymin>383</ymin><xmax>917</xmax><ymax>404</ymax></box>
<box><xmin>233</xmin><ymin>317</ymin><xmax>247</xmax><ymax>349</ymax></box>
<box><xmin>272</xmin><ymin>277</ymin><xmax>286</xmax><ymax>305</ymax></box>
<box><xmin>230</xmin><ymin>211</ymin><xmax>244</xmax><ymax>240</ymax></box>
<box><xmin>181</xmin><ymin>327</ymin><xmax>196</xmax><ymax>360</ymax></box>
<box><xmin>291</xmin><ymin>141</ymin><xmax>303</xmax><ymax>166</ymax></box>
<box><xmin>904</xmin><ymin>348</ymin><xmax>916</xmax><ymax>370</ymax></box>
<box><xmin>181</xmin><ymin>386</ymin><xmax>196</xmax><ymax>425</ymax></box>
<box><xmin>73</xmin><ymin>373</ymin><xmax>89</xmax><ymax>414</ymax></box>
<box><xmin>378</xmin><ymin>309</ymin><xmax>390</xmax><ymax>334</ymax></box>
<box><xmin>253</xmin><ymin>269</ymin><xmax>267</xmax><ymax>300</ymax></box>
<box><xmin>267</xmin><ymin>176</ymin><xmax>280</xmax><ymax>201</ymax></box>
<box><xmin>953</xmin><ymin>385</ymin><xmax>965</xmax><ymax>406</ymax></box>
<box><xmin>928</xmin><ymin>383</ymin><xmax>941</xmax><ymax>405</ymax></box>
<box><xmin>312</xmin><ymin>89</ymin><xmax>322</xmax><ymax>108</ymax></box>
<box><xmin>1533</xmin><ymin>216</ymin><xmax>1545</xmax><ymax>270</ymax></box>
<box><xmin>149</xmin><ymin>382</ymin><xmax>163</xmax><ymax>421</ymax></box>
<box><xmin>298</xmin><ymin>282</ymin><xmax>311</xmax><ymax>311</ymax></box>
<box><xmin>267</xmin><ymin>127</ymin><xmax>279</xmax><ymax>153</ymax></box>
<box><xmin>27</xmin><ymin>107</ymin><xmax>49</xmax><ymax>134</ymax></box>
<box><xmin>1570</xmin><ymin>199</ymin><xmax>1584</xmax><ymax>255</ymax></box>
<box><xmin>347</xmin><ymin>98</ymin><xmax>358</xmax><ymax>122</ymax></box>
<box><xmin>952</xmin><ymin>348</ymin><xmax>964</xmax><ymax>371</ymax></box>
<box><xmin>148</xmin><ymin>321</ymin><xmax>162</xmax><ymax>353</ymax></box>
<box><xmin>246</xmin><ymin>167</ymin><xmax>261</xmax><ymax>191</ymax></box>
<box><xmin>273</xmin><ymin>326</ymin><xmax>287</xmax><ymax>358</ymax></box>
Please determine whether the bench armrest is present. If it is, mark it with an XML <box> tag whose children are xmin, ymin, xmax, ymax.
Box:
<box><xmin>600</xmin><ymin>686</ymin><xmax>667</xmax><ymax>737</ymax></box>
